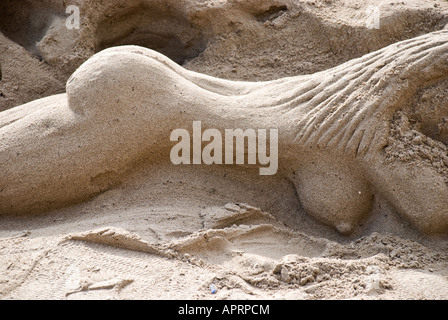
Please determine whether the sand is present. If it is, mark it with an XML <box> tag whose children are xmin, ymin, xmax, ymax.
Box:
<box><xmin>1</xmin><ymin>0</ymin><xmax>448</xmax><ymax>300</ymax></box>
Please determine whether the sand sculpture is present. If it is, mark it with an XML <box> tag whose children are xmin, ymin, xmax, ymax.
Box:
<box><xmin>1</xmin><ymin>29</ymin><xmax>447</xmax><ymax>235</ymax></box>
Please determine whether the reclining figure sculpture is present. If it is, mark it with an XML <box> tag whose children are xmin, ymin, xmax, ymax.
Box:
<box><xmin>1</xmin><ymin>30</ymin><xmax>448</xmax><ymax>235</ymax></box>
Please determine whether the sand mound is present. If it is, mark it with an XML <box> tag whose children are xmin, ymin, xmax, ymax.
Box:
<box><xmin>1</xmin><ymin>203</ymin><xmax>447</xmax><ymax>299</ymax></box>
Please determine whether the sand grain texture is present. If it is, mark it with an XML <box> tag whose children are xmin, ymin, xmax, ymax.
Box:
<box><xmin>1</xmin><ymin>0</ymin><xmax>448</xmax><ymax>300</ymax></box>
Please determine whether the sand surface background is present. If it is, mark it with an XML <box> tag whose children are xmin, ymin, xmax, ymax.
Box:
<box><xmin>1</xmin><ymin>0</ymin><xmax>448</xmax><ymax>299</ymax></box>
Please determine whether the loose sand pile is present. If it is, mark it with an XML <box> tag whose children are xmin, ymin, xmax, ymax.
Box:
<box><xmin>1</xmin><ymin>0</ymin><xmax>448</xmax><ymax>300</ymax></box>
